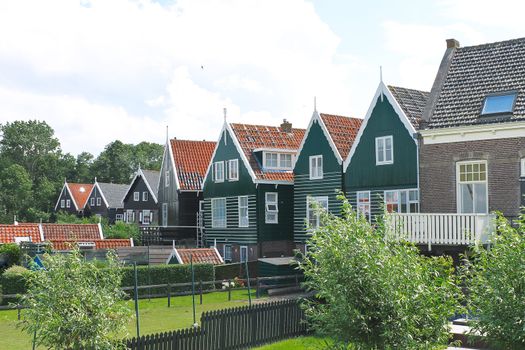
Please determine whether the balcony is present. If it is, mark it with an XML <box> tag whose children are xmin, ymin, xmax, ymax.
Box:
<box><xmin>386</xmin><ymin>213</ymin><xmax>496</xmax><ymax>250</ymax></box>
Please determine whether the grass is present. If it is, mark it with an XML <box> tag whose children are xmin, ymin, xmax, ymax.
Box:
<box><xmin>252</xmin><ymin>336</ymin><xmax>328</xmax><ymax>349</ymax></box>
<box><xmin>0</xmin><ymin>289</ymin><xmax>257</xmax><ymax>350</ymax></box>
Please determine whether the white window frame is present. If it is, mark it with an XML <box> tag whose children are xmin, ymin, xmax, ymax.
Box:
<box><xmin>238</xmin><ymin>196</ymin><xmax>249</xmax><ymax>227</ymax></box>
<box><xmin>456</xmin><ymin>160</ymin><xmax>489</xmax><ymax>214</ymax></box>
<box><xmin>60</xmin><ymin>199</ymin><xmax>65</xmax><ymax>208</ymax></box>
<box><xmin>240</xmin><ymin>246</ymin><xmax>248</xmax><ymax>263</ymax></box>
<box><xmin>228</xmin><ymin>159</ymin><xmax>239</xmax><ymax>181</ymax></box>
<box><xmin>142</xmin><ymin>210</ymin><xmax>151</xmax><ymax>225</ymax></box>
<box><xmin>162</xmin><ymin>203</ymin><xmax>168</xmax><ymax>226</ymax></box>
<box><xmin>165</xmin><ymin>170</ymin><xmax>170</xmax><ymax>187</ymax></box>
<box><xmin>90</xmin><ymin>197</ymin><xmax>95</xmax><ymax>206</ymax></box>
<box><xmin>115</xmin><ymin>214</ymin><xmax>123</xmax><ymax>221</ymax></box>
<box><xmin>223</xmin><ymin>244</ymin><xmax>232</xmax><ymax>262</ymax></box>
<box><xmin>306</xmin><ymin>196</ymin><xmax>329</xmax><ymax>229</ymax></box>
<box><xmin>66</xmin><ymin>199</ymin><xmax>71</xmax><ymax>208</ymax></box>
<box><xmin>96</xmin><ymin>197</ymin><xmax>101</xmax><ymax>206</ymax></box>
<box><xmin>263</xmin><ymin>152</ymin><xmax>279</xmax><ymax>169</ymax></box>
<box><xmin>143</xmin><ymin>191</ymin><xmax>148</xmax><ymax>201</ymax></box>
<box><xmin>376</xmin><ymin>136</ymin><xmax>394</xmax><ymax>165</ymax></box>
<box><xmin>133</xmin><ymin>192</ymin><xmax>140</xmax><ymax>201</ymax></box>
<box><xmin>384</xmin><ymin>189</ymin><xmax>419</xmax><ymax>213</ymax></box>
<box><xmin>357</xmin><ymin>191</ymin><xmax>371</xmax><ymax>221</ymax></box>
<box><xmin>263</xmin><ymin>152</ymin><xmax>294</xmax><ymax>170</ymax></box>
<box><xmin>521</xmin><ymin>158</ymin><xmax>525</xmax><ymax>177</ymax></box>
<box><xmin>212</xmin><ymin>198</ymin><xmax>227</xmax><ymax>228</ymax></box>
<box><xmin>309</xmin><ymin>155</ymin><xmax>323</xmax><ymax>180</ymax></box>
<box><xmin>265</xmin><ymin>192</ymin><xmax>279</xmax><ymax>224</ymax></box>
<box><xmin>214</xmin><ymin>161</ymin><xmax>225</xmax><ymax>183</ymax></box>
<box><xmin>279</xmin><ymin>153</ymin><xmax>293</xmax><ymax>169</ymax></box>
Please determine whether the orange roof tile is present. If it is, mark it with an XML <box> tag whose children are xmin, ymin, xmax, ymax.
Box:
<box><xmin>41</xmin><ymin>224</ymin><xmax>102</xmax><ymax>241</ymax></box>
<box><xmin>175</xmin><ymin>248</ymin><xmax>223</xmax><ymax>265</ymax></box>
<box><xmin>0</xmin><ymin>224</ymin><xmax>42</xmax><ymax>244</ymax></box>
<box><xmin>171</xmin><ymin>139</ymin><xmax>216</xmax><ymax>191</ymax></box>
<box><xmin>48</xmin><ymin>239</ymin><xmax>132</xmax><ymax>251</ymax></box>
<box><xmin>67</xmin><ymin>183</ymin><xmax>94</xmax><ymax>209</ymax></box>
<box><xmin>230</xmin><ymin>123</ymin><xmax>305</xmax><ymax>182</ymax></box>
<box><xmin>320</xmin><ymin>114</ymin><xmax>363</xmax><ymax>159</ymax></box>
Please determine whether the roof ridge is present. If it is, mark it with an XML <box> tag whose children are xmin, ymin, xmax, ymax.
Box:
<box><xmin>458</xmin><ymin>36</ymin><xmax>525</xmax><ymax>51</ymax></box>
<box><xmin>387</xmin><ymin>85</ymin><xmax>430</xmax><ymax>95</ymax></box>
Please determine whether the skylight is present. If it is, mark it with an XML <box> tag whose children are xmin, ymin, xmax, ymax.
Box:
<box><xmin>481</xmin><ymin>92</ymin><xmax>517</xmax><ymax>115</ymax></box>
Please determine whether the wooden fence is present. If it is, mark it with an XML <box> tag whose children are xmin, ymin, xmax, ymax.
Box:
<box><xmin>125</xmin><ymin>299</ymin><xmax>308</xmax><ymax>349</ymax></box>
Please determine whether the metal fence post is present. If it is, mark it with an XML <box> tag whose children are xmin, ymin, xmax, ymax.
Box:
<box><xmin>199</xmin><ymin>280</ymin><xmax>203</xmax><ymax>305</ymax></box>
<box><xmin>228</xmin><ymin>279</ymin><xmax>232</xmax><ymax>301</ymax></box>
<box><xmin>134</xmin><ymin>262</ymin><xmax>140</xmax><ymax>337</ymax></box>
<box><xmin>167</xmin><ymin>283</ymin><xmax>171</xmax><ymax>308</ymax></box>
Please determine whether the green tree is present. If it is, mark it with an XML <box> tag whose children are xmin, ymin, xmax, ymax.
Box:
<box><xmin>133</xmin><ymin>141</ymin><xmax>163</xmax><ymax>171</ymax></box>
<box><xmin>462</xmin><ymin>213</ymin><xmax>525</xmax><ymax>349</ymax></box>
<box><xmin>73</xmin><ymin>151</ymin><xmax>95</xmax><ymax>182</ymax></box>
<box><xmin>299</xmin><ymin>197</ymin><xmax>461</xmax><ymax>349</ymax></box>
<box><xmin>91</xmin><ymin>140</ymin><xmax>134</xmax><ymax>184</ymax></box>
<box><xmin>0</xmin><ymin>164</ymin><xmax>33</xmax><ymax>223</ymax></box>
<box><xmin>20</xmin><ymin>248</ymin><xmax>131</xmax><ymax>349</ymax></box>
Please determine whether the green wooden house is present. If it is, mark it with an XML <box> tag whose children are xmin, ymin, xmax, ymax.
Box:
<box><xmin>202</xmin><ymin>119</ymin><xmax>305</xmax><ymax>263</ymax></box>
<box><xmin>343</xmin><ymin>82</ymin><xmax>429</xmax><ymax>220</ymax></box>
<box><xmin>293</xmin><ymin>111</ymin><xmax>362</xmax><ymax>251</ymax></box>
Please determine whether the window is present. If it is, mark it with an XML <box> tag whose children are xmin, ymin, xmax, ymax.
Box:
<box><xmin>457</xmin><ymin>161</ymin><xmax>488</xmax><ymax>214</ymax></box>
<box><xmin>309</xmin><ymin>155</ymin><xmax>323</xmax><ymax>180</ymax></box>
<box><xmin>212</xmin><ymin>198</ymin><xmax>227</xmax><ymax>228</ymax></box>
<box><xmin>265</xmin><ymin>192</ymin><xmax>278</xmax><ymax>224</ymax></box>
<box><xmin>384</xmin><ymin>189</ymin><xmax>419</xmax><ymax>213</ymax></box>
<box><xmin>307</xmin><ymin>196</ymin><xmax>329</xmax><ymax>229</ymax></box>
<box><xmin>223</xmin><ymin>244</ymin><xmax>232</xmax><ymax>262</ymax></box>
<box><xmin>263</xmin><ymin>152</ymin><xmax>293</xmax><ymax>170</ymax></box>
<box><xmin>125</xmin><ymin>210</ymin><xmax>134</xmax><ymax>223</ymax></box>
<box><xmin>66</xmin><ymin>200</ymin><xmax>71</xmax><ymax>208</ymax></box>
<box><xmin>521</xmin><ymin>158</ymin><xmax>525</xmax><ymax>177</ymax></box>
<box><xmin>264</xmin><ymin>152</ymin><xmax>278</xmax><ymax>168</ymax></box>
<box><xmin>162</xmin><ymin>203</ymin><xmax>168</xmax><ymax>226</ymax></box>
<box><xmin>96</xmin><ymin>197</ymin><xmax>101</xmax><ymax>206</ymax></box>
<box><xmin>240</xmin><ymin>246</ymin><xmax>248</xmax><ymax>263</ymax></box>
<box><xmin>238</xmin><ymin>196</ymin><xmax>249</xmax><ymax>227</ymax></box>
<box><xmin>214</xmin><ymin>161</ymin><xmax>225</xmax><ymax>183</ymax></box>
<box><xmin>143</xmin><ymin>192</ymin><xmax>148</xmax><ymax>201</ymax></box>
<box><xmin>133</xmin><ymin>192</ymin><xmax>140</xmax><ymax>201</ymax></box>
<box><xmin>228</xmin><ymin>159</ymin><xmax>239</xmax><ymax>181</ymax></box>
<box><xmin>165</xmin><ymin>170</ymin><xmax>170</xmax><ymax>187</ymax></box>
<box><xmin>357</xmin><ymin>191</ymin><xmax>371</xmax><ymax>220</ymax></box>
<box><xmin>481</xmin><ymin>92</ymin><xmax>517</xmax><ymax>115</ymax></box>
<box><xmin>60</xmin><ymin>199</ymin><xmax>65</xmax><ymax>208</ymax></box>
<box><xmin>90</xmin><ymin>198</ymin><xmax>95</xmax><ymax>206</ymax></box>
<box><xmin>280</xmin><ymin>154</ymin><xmax>292</xmax><ymax>168</ymax></box>
<box><xmin>376</xmin><ymin>136</ymin><xmax>393</xmax><ymax>165</ymax></box>
<box><xmin>142</xmin><ymin>210</ymin><xmax>151</xmax><ymax>225</ymax></box>
<box><xmin>384</xmin><ymin>191</ymin><xmax>399</xmax><ymax>213</ymax></box>
<box><xmin>115</xmin><ymin>214</ymin><xmax>123</xmax><ymax>221</ymax></box>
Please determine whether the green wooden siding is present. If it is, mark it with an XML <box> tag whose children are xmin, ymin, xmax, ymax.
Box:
<box><xmin>256</xmin><ymin>184</ymin><xmax>294</xmax><ymax>242</ymax></box>
<box><xmin>346</xmin><ymin>187</ymin><xmax>418</xmax><ymax>220</ymax></box>
<box><xmin>293</xmin><ymin>119</ymin><xmax>343</xmax><ymax>243</ymax></box>
<box><xmin>345</xmin><ymin>95</ymin><xmax>417</xmax><ymax>191</ymax></box>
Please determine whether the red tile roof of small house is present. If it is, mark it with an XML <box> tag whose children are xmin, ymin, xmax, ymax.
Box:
<box><xmin>67</xmin><ymin>183</ymin><xmax>94</xmax><ymax>209</ymax></box>
<box><xmin>319</xmin><ymin>113</ymin><xmax>362</xmax><ymax>159</ymax></box>
<box><xmin>41</xmin><ymin>224</ymin><xmax>102</xmax><ymax>241</ymax></box>
<box><xmin>48</xmin><ymin>239</ymin><xmax>132</xmax><ymax>251</ymax></box>
<box><xmin>171</xmin><ymin>139</ymin><xmax>216</xmax><ymax>191</ymax></box>
<box><xmin>230</xmin><ymin>123</ymin><xmax>306</xmax><ymax>182</ymax></box>
<box><xmin>0</xmin><ymin>224</ymin><xmax>42</xmax><ymax>244</ymax></box>
<box><xmin>174</xmin><ymin>248</ymin><xmax>223</xmax><ymax>265</ymax></box>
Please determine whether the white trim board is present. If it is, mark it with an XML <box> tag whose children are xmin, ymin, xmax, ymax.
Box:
<box><xmin>121</xmin><ymin>169</ymin><xmax>159</xmax><ymax>204</ymax></box>
<box><xmin>343</xmin><ymin>82</ymin><xmax>417</xmax><ymax>172</ymax></box>
<box><xmin>420</xmin><ymin>121</ymin><xmax>525</xmax><ymax>144</ymax></box>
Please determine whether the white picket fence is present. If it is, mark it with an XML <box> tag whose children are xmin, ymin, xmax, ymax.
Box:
<box><xmin>387</xmin><ymin>213</ymin><xmax>495</xmax><ymax>250</ymax></box>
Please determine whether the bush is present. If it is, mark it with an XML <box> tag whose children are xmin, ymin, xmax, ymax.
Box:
<box><xmin>214</xmin><ymin>261</ymin><xmax>258</xmax><ymax>280</ymax></box>
<box><xmin>299</xmin><ymin>197</ymin><xmax>461</xmax><ymax>349</ymax></box>
<box><xmin>461</xmin><ymin>213</ymin><xmax>525</xmax><ymax>349</ymax></box>
<box><xmin>0</xmin><ymin>243</ymin><xmax>22</xmax><ymax>271</ymax></box>
<box><xmin>103</xmin><ymin>221</ymin><xmax>140</xmax><ymax>244</ymax></box>
<box><xmin>0</xmin><ymin>265</ymin><xmax>32</xmax><ymax>304</ymax></box>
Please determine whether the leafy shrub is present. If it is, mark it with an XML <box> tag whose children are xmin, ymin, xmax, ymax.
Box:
<box><xmin>299</xmin><ymin>197</ymin><xmax>461</xmax><ymax>349</ymax></box>
<box><xmin>0</xmin><ymin>265</ymin><xmax>32</xmax><ymax>305</ymax></box>
<box><xmin>103</xmin><ymin>221</ymin><xmax>140</xmax><ymax>243</ymax></box>
<box><xmin>461</xmin><ymin>213</ymin><xmax>525</xmax><ymax>349</ymax></box>
<box><xmin>0</xmin><ymin>243</ymin><xmax>22</xmax><ymax>271</ymax></box>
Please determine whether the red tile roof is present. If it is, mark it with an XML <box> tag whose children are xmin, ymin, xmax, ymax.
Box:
<box><xmin>41</xmin><ymin>224</ymin><xmax>102</xmax><ymax>241</ymax></box>
<box><xmin>0</xmin><ymin>224</ymin><xmax>42</xmax><ymax>244</ymax></box>
<box><xmin>230</xmin><ymin>123</ymin><xmax>305</xmax><ymax>182</ymax></box>
<box><xmin>175</xmin><ymin>248</ymin><xmax>223</xmax><ymax>265</ymax></box>
<box><xmin>171</xmin><ymin>139</ymin><xmax>216</xmax><ymax>191</ymax></box>
<box><xmin>320</xmin><ymin>113</ymin><xmax>363</xmax><ymax>159</ymax></box>
<box><xmin>67</xmin><ymin>183</ymin><xmax>94</xmax><ymax>209</ymax></box>
<box><xmin>48</xmin><ymin>239</ymin><xmax>132</xmax><ymax>251</ymax></box>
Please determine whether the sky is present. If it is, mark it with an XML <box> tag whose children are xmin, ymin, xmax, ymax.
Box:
<box><xmin>0</xmin><ymin>0</ymin><xmax>524</xmax><ymax>156</ymax></box>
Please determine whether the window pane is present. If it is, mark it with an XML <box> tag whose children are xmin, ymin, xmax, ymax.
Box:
<box><xmin>280</xmin><ymin>154</ymin><xmax>292</xmax><ymax>168</ymax></box>
<box><xmin>377</xmin><ymin>139</ymin><xmax>384</xmax><ymax>162</ymax></box>
<box><xmin>385</xmin><ymin>137</ymin><xmax>392</xmax><ymax>161</ymax></box>
<box><xmin>474</xmin><ymin>183</ymin><xmax>488</xmax><ymax>213</ymax></box>
<box><xmin>482</xmin><ymin>93</ymin><xmax>516</xmax><ymax>114</ymax></box>
<box><xmin>460</xmin><ymin>184</ymin><xmax>474</xmax><ymax>213</ymax></box>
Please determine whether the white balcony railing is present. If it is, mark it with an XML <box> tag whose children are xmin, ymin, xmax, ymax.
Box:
<box><xmin>386</xmin><ymin>213</ymin><xmax>496</xmax><ymax>250</ymax></box>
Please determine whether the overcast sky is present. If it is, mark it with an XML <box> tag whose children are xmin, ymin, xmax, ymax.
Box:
<box><xmin>1</xmin><ymin>0</ymin><xmax>524</xmax><ymax>156</ymax></box>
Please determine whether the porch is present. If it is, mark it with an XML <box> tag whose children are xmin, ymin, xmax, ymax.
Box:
<box><xmin>387</xmin><ymin>213</ymin><xmax>496</xmax><ymax>250</ymax></box>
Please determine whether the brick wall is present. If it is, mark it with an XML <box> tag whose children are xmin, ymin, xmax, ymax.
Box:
<box><xmin>419</xmin><ymin>137</ymin><xmax>525</xmax><ymax>217</ymax></box>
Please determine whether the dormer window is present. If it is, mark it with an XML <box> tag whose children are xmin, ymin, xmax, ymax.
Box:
<box><xmin>481</xmin><ymin>92</ymin><xmax>517</xmax><ymax>115</ymax></box>
<box><xmin>262</xmin><ymin>152</ymin><xmax>294</xmax><ymax>170</ymax></box>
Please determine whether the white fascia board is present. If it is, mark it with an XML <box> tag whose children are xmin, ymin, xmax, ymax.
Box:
<box><xmin>54</xmin><ymin>182</ymin><xmax>68</xmax><ymax>211</ymax></box>
<box><xmin>343</xmin><ymin>82</ymin><xmax>416</xmax><ymax>171</ymax></box>
<box><xmin>66</xmin><ymin>183</ymin><xmax>80</xmax><ymax>211</ymax></box>
<box><xmin>254</xmin><ymin>180</ymin><xmax>294</xmax><ymax>186</ymax></box>
<box><xmin>172</xmin><ymin>248</ymin><xmax>184</xmax><ymax>264</ymax></box>
<box><xmin>90</xmin><ymin>182</ymin><xmax>109</xmax><ymax>208</ymax></box>
<box><xmin>420</xmin><ymin>121</ymin><xmax>525</xmax><ymax>144</ymax></box>
<box><xmin>121</xmin><ymin>171</ymin><xmax>140</xmax><ymax>205</ymax></box>
<box><xmin>213</xmin><ymin>246</ymin><xmax>224</xmax><ymax>264</ymax></box>
<box><xmin>317</xmin><ymin>112</ymin><xmax>344</xmax><ymax>164</ymax></box>
<box><xmin>253</xmin><ymin>147</ymin><xmax>298</xmax><ymax>153</ymax></box>
<box><xmin>167</xmin><ymin>139</ymin><xmax>181</xmax><ymax>191</ymax></box>
<box><xmin>98</xmin><ymin>222</ymin><xmax>104</xmax><ymax>239</ymax></box>
<box><xmin>139</xmin><ymin>169</ymin><xmax>159</xmax><ymax>204</ymax></box>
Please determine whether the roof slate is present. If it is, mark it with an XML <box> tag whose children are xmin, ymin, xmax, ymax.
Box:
<box><xmin>175</xmin><ymin>248</ymin><xmax>223</xmax><ymax>265</ymax></box>
<box><xmin>170</xmin><ymin>139</ymin><xmax>216</xmax><ymax>191</ymax></box>
<box><xmin>388</xmin><ymin>86</ymin><xmax>430</xmax><ymax>130</ymax></box>
<box><xmin>428</xmin><ymin>37</ymin><xmax>525</xmax><ymax>128</ymax></box>
<box><xmin>67</xmin><ymin>183</ymin><xmax>94</xmax><ymax>210</ymax></box>
<box><xmin>0</xmin><ymin>224</ymin><xmax>41</xmax><ymax>244</ymax></box>
<box><xmin>41</xmin><ymin>224</ymin><xmax>102</xmax><ymax>241</ymax></box>
<box><xmin>319</xmin><ymin>113</ymin><xmax>362</xmax><ymax>159</ymax></box>
<box><xmin>97</xmin><ymin>182</ymin><xmax>129</xmax><ymax>208</ymax></box>
<box><xmin>142</xmin><ymin>170</ymin><xmax>160</xmax><ymax>194</ymax></box>
<box><xmin>230</xmin><ymin>123</ymin><xmax>305</xmax><ymax>182</ymax></box>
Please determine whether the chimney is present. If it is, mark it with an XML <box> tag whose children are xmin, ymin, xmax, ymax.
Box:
<box><xmin>446</xmin><ymin>38</ymin><xmax>460</xmax><ymax>49</ymax></box>
<box><xmin>280</xmin><ymin>119</ymin><xmax>292</xmax><ymax>133</ymax></box>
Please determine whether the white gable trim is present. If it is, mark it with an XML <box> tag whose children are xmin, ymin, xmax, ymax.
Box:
<box><xmin>88</xmin><ymin>182</ymin><xmax>109</xmax><ymax>208</ymax></box>
<box><xmin>168</xmin><ymin>139</ymin><xmax>181</xmax><ymax>191</ymax></box>
<box><xmin>213</xmin><ymin>246</ymin><xmax>224</xmax><ymax>264</ymax></box>
<box><xmin>54</xmin><ymin>182</ymin><xmax>68</xmax><ymax>211</ymax></box>
<box><xmin>343</xmin><ymin>82</ymin><xmax>417</xmax><ymax>171</ymax></box>
<box><xmin>121</xmin><ymin>169</ymin><xmax>159</xmax><ymax>204</ymax></box>
<box><xmin>171</xmin><ymin>248</ymin><xmax>184</xmax><ymax>264</ymax></box>
<box><xmin>56</xmin><ymin>182</ymin><xmax>80</xmax><ymax>211</ymax></box>
<box><xmin>97</xmin><ymin>223</ymin><xmax>104</xmax><ymax>239</ymax></box>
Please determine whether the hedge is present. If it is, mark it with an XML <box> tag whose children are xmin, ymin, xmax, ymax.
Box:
<box><xmin>0</xmin><ymin>270</ymin><xmax>32</xmax><ymax>305</ymax></box>
<box><xmin>214</xmin><ymin>261</ymin><xmax>258</xmax><ymax>281</ymax></box>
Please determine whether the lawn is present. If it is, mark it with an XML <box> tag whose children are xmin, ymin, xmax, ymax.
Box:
<box><xmin>253</xmin><ymin>336</ymin><xmax>327</xmax><ymax>349</ymax></box>
<box><xmin>0</xmin><ymin>289</ymin><xmax>258</xmax><ymax>350</ymax></box>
